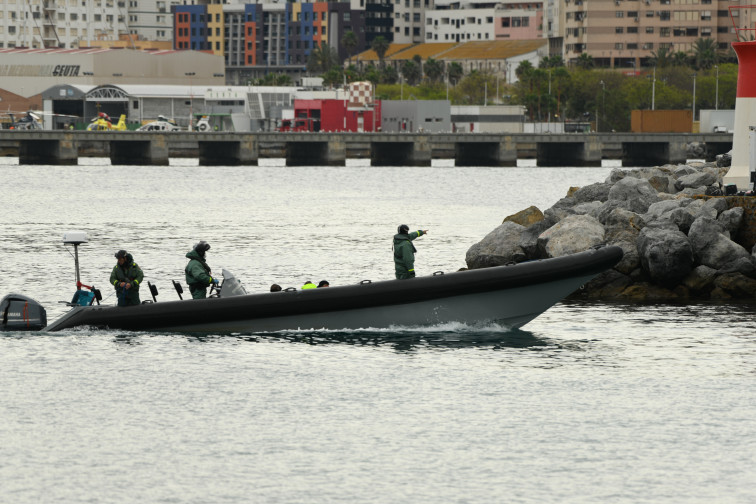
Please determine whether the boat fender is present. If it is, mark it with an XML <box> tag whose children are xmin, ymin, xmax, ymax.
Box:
<box><xmin>433</xmin><ymin>271</ymin><xmax>444</xmax><ymax>276</ymax></box>
<box><xmin>360</xmin><ymin>280</ymin><xmax>372</xmax><ymax>285</ymax></box>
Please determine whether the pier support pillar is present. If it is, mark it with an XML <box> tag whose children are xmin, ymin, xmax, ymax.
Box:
<box><xmin>578</xmin><ymin>136</ymin><xmax>603</xmax><ymax>166</ymax></box>
<box><xmin>199</xmin><ymin>139</ymin><xmax>258</xmax><ymax>166</ymax></box>
<box><xmin>19</xmin><ymin>137</ymin><xmax>78</xmax><ymax>165</ymax></box>
<box><xmin>668</xmin><ymin>140</ymin><xmax>688</xmax><ymax>165</ymax></box>
<box><xmin>110</xmin><ymin>139</ymin><xmax>168</xmax><ymax>165</ymax></box>
<box><xmin>455</xmin><ymin>138</ymin><xmax>516</xmax><ymax>166</ymax></box>
<box><xmin>326</xmin><ymin>138</ymin><xmax>346</xmax><ymax>166</ymax></box>
<box><xmin>409</xmin><ymin>136</ymin><xmax>432</xmax><ymax>166</ymax></box>
<box><xmin>286</xmin><ymin>141</ymin><xmax>343</xmax><ymax>166</ymax></box>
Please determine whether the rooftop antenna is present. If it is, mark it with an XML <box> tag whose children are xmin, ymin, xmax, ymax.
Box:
<box><xmin>63</xmin><ymin>231</ymin><xmax>88</xmax><ymax>285</ymax></box>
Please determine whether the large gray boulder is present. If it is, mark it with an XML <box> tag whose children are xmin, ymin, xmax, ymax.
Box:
<box><xmin>644</xmin><ymin>198</ymin><xmax>691</xmax><ymax>219</ymax></box>
<box><xmin>518</xmin><ymin>217</ymin><xmax>558</xmax><ymax>259</ymax></box>
<box><xmin>537</xmin><ymin>214</ymin><xmax>605</xmax><ymax>258</ymax></box>
<box><xmin>612</xmin><ymin>240</ymin><xmax>641</xmax><ymax>275</ymax></box>
<box><xmin>682</xmin><ymin>265</ymin><xmax>717</xmax><ymax>295</ymax></box>
<box><xmin>637</xmin><ymin>226</ymin><xmax>694</xmax><ymax>287</ymax></box>
<box><xmin>675</xmin><ymin>171</ymin><xmax>717</xmax><ymax>191</ymax></box>
<box><xmin>544</xmin><ymin>196</ymin><xmax>578</xmax><ymax>222</ymax></box>
<box><xmin>688</xmin><ymin>216</ymin><xmax>752</xmax><ymax>269</ymax></box>
<box><xmin>466</xmin><ymin>221</ymin><xmax>526</xmax><ymax>269</ymax></box>
<box><xmin>607</xmin><ymin>177</ymin><xmax>661</xmax><ymax>214</ymax></box>
<box><xmin>573</xmin><ymin>182</ymin><xmax>612</xmax><ymax>203</ymax></box>
<box><xmin>604</xmin><ymin>207</ymin><xmax>645</xmax><ymax>243</ymax></box>
<box><xmin>718</xmin><ymin>206</ymin><xmax>744</xmax><ymax>236</ymax></box>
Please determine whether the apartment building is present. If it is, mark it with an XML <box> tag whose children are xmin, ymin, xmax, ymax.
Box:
<box><xmin>563</xmin><ymin>0</ymin><xmax>746</xmax><ymax>69</ymax></box>
<box><xmin>393</xmin><ymin>0</ymin><xmax>433</xmax><ymax>44</ymax></box>
<box><xmin>0</xmin><ymin>0</ymin><xmax>179</xmax><ymax>50</ymax></box>
<box><xmin>173</xmin><ymin>0</ymin><xmax>366</xmax><ymax>82</ymax></box>
<box><xmin>425</xmin><ymin>0</ymin><xmax>545</xmax><ymax>45</ymax></box>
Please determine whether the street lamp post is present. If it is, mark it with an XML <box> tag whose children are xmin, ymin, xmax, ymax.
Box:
<box><xmin>185</xmin><ymin>72</ymin><xmax>195</xmax><ymax>131</ymax></box>
<box><xmin>548</xmin><ymin>69</ymin><xmax>553</xmax><ymax>127</ymax></box>
<box><xmin>714</xmin><ymin>65</ymin><xmax>719</xmax><ymax>110</ymax></box>
<box><xmin>692</xmin><ymin>72</ymin><xmax>697</xmax><ymax>121</ymax></box>
<box><xmin>651</xmin><ymin>67</ymin><xmax>656</xmax><ymax>111</ymax></box>
<box><xmin>600</xmin><ymin>80</ymin><xmax>605</xmax><ymax>132</ymax></box>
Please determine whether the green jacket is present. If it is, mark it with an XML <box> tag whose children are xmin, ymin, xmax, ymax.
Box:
<box><xmin>110</xmin><ymin>253</ymin><xmax>144</xmax><ymax>291</ymax></box>
<box><xmin>185</xmin><ymin>249</ymin><xmax>214</xmax><ymax>290</ymax></box>
<box><xmin>393</xmin><ymin>230</ymin><xmax>425</xmax><ymax>279</ymax></box>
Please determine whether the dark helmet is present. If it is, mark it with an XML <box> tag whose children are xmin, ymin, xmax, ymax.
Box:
<box><xmin>194</xmin><ymin>241</ymin><xmax>211</xmax><ymax>257</ymax></box>
<box><xmin>114</xmin><ymin>249</ymin><xmax>127</xmax><ymax>259</ymax></box>
<box><xmin>397</xmin><ymin>224</ymin><xmax>409</xmax><ymax>234</ymax></box>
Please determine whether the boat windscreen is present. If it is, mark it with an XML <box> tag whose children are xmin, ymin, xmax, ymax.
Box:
<box><xmin>219</xmin><ymin>269</ymin><xmax>247</xmax><ymax>298</ymax></box>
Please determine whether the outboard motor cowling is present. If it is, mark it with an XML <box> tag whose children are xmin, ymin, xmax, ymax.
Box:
<box><xmin>1</xmin><ymin>293</ymin><xmax>47</xmax><ymax>331</ymax></box>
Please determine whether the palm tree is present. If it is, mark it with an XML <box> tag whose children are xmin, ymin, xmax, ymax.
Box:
<box><xmin>447</xmin><ymin>62</ymin><xmax>463</xmax><ymax>84</ymax></box>
<box><xmin>306</xmin><ymin>42</ymin><xmax>339</xmax><ymax>74</ymax></box>
<box><xmin>672</xmin><ymin>51</ymin><xmax>689</xmax><ymax>67</ymax></box>
<box><xmin>341</xmin><ymin>31</ymin><xmax>358</xmax><ymax>66</ymax></box>
<box><xmin>424</xmin><ymin>58</ymin><xmax>443</xmax><ymax>83</ymax></box>
<box><xmin>575</xmin><ymin>52</ymin><xmax>594</xmax><ymax>70</ymax></box>
<box><xmin>692</xmin><ymin>37</ymin><xmax>718</xmax><ymax>70</ymax></box>
<box><xmin>402</xmin><ymin>60</ymin><xmax>421</xmax><ymax>86</ymax></box>
<box><xmin>371</xmin><ymin>36</ymin><xmax>390</xmax><ymax>68</ymax></box>
<box><xmin>649</xmin><ymin>47</ymin><xmax>672</xmax><ymax>68</ymax></box>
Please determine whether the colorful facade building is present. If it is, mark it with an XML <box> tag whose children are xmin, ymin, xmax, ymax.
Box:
<box><xmin>172</xmin><ymin>1</ymin><xmax>365</xmax><ymax>83</ymax></box>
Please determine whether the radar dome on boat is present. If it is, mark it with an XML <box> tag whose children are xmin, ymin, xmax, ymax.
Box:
<box><xmin>63</xmin><ymin>231</ymin><xmax>88</xmax><ymax>245</ymax></box>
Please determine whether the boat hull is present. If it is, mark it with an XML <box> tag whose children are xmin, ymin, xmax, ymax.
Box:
<box><xmin>43</xmin><ymin>246</ymin><xmax>623</xmax><ymax>333</ymax></box>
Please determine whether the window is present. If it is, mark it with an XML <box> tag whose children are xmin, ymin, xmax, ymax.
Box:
<box><xmin>615</xmin><ymin>42</ymin><xmax>623</xmax><ymax>49</ymax></box>
<box><xmin>646</xmin><ymin>26</ymin><xmax>654</xmax><ymax>33</ymax></box>
<box><xmin>616</xmin><ymin>26</ymin><xmax>624</xmax><ymax>33</ymax></box>
<box><xmin>616</xmin><ymin>11</ymin><xmax>624</xmax><ymax>17</ymax></box>
<box><xmin>133</xmin><ymin>100</ymin><xmax>139</xmax><ymax>109</ymax></box>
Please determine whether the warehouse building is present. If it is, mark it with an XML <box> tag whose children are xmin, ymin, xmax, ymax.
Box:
<box><xmin>0</xmin><ymin>48</ymin><xmax>225</xmax><ymax>98</ymax></box>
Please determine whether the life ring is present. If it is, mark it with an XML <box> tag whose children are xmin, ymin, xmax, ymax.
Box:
<box><xmin>197</xmin><ymin>122</ymin><xmax>210</xmax><ymax>132</ymax></box>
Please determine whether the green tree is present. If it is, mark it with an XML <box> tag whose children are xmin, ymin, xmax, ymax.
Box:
<box><xmin>322</xmin><ymin>67</ymin><xmax>344</xmax><ymax>88</ymax></box>
<box><xmin>649</xmin><ymin>47</ymin><xmax>673</xmax><ymax>68</ymax></box>
<box><xmin>402</xmin><ymin>60</ymin><xmax>422</xmax><ymax>86</ymax></box>
<box><xmin>672</xmin><ymin>51</ymin><xmax>690</xmax><ymax>67</ymax></box>
<box><xmin>447</xmin><ymin>62</ymin><xmax>464</xmax><ymax>84</ymax></box>
<box><xmin>380</xmin><ymin>65</ymin><xmax>398</xmax><ymax>84</ymax></box>
<box><xmin>575</xmin><ymin>52</ymin><xmax>594</xmax><ymax>69</ymax></box>
<box><xmin>424</xmin><ymin>57</ymin><xmax>443</xmax><ymax>83</ymax></box>
<box><xmin>341</xmin><ymin>31</ymin><xmax>358</xmax><ymax>66</ymax></box>
<box><xmin>692</xmin><ymin>37</ymin><xmax>718</xmax><ymax>70</ymax></box>
<box><xmin>307</xmin><ymin>42</ymin><xmax>339</xmax><ymax>74</ymax></box>
<box><xmin>371</xmin><ymin>36</ymin><xmax>390</xmax><ymax>68</ymax></box>
<box><xmin>540</xmin><ymin>55</ymin><xmax>565</xmax><ymax>68</ymax></box>
<box><xmin>450</xmin><ymin>71</ymin><xmax>497</xmax><ymax>105</ymax></box>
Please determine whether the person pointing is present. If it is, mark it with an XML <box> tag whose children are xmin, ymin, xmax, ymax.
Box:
<box><xmin>393</xmin><ymin>224</ymin><xmax>428</xmax><ymax>279</ymax></box>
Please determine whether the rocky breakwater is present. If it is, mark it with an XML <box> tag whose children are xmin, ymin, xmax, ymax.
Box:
<box><xmin>465</xmin><ymin>160</ymin><xmax>756</xmax><ymax>301</ymax></box>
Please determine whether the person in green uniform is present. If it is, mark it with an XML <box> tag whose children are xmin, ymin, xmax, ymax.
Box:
<box><xmin>393</xmin><ymin>224</ymin><xmax>428</xmax><ymax>279</ymax></box>
<box><xmin>110</xmin><ymin>250</ymin><xmax>144</xmax><ymax>306</ymax></box>
<box><xmin>185</xmin><ymin>241</ymin><xmax>218</xmax><ymax>299</ymax></box>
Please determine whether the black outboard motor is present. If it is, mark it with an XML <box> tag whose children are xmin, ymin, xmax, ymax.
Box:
<box><xmin>0</xmin><ymin>293</ymin><xmax>47</xmax><ymax>331</ymax></box>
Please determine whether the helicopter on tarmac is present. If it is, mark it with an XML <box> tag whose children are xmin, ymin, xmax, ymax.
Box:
<box><xmin>0</xmin><ymin>110</ymin><xmax>81</xmax><ymax>130</ymax></box>
<box><xmin>136</xmin><ymin>115</ymin><xmax>182</xmax><ymax>132</ymax></box>
<box><xmin>0</xmin><ymin>111</ymin><xmax>43</xmax><ymax>130</ymax></box>
<box><xmin>86</xmin><ymin>112</ymin><xmax>128</xmax><ymax>131</ymax></box>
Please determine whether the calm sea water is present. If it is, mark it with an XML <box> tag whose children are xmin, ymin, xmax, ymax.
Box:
<box><xmin>1</xmin><ymin>158</ymin><xmax>755</xmax><ymax>503</ymax></box>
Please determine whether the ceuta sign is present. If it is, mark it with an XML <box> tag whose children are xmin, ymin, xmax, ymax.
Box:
<box><xmin>0</xmin><ymin>65</ymin><xmax>83</xmax><ymax>77</ymax></box>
